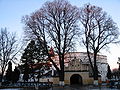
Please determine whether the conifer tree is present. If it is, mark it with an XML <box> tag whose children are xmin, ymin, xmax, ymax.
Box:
<box><xmin>21</xmin><ymin>40</ymin><xmax>49</xmax><ymax>82</ymax></box>
<box><xmin>107</xmin><ymin>65</ymin><xmax>112</xmax><ymax>79</ymax></box>
<box><xmin>23</xmin><ymin>63</ymin><xmax>30</xmax><ymax>82</ymax></box>
<box><xmin>12</xmin><ymin>66</ymin><xmax>20</xmax><ymax>83</ymax></box>
<box><xmin>21</xmin><ymin>40</ymin><xmax>36</xmax><ymax>64</ymax></box>
<box><xmin>6</xmin><ymin>61</ymin><xmax>12</xmax><ymax>82</ymax></box>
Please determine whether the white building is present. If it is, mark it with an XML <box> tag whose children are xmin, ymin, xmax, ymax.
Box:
<box><xmin>52</xmin><ymin>52</ymin><xmax>108</xmax><ymax>81</ymax></box>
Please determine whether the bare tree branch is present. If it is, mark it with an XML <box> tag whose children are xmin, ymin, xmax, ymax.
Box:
<box><xmin>22</xmin><ymin>0</ymin><xmax>80</xmax><ymax>84</ymax></box>
<box><xmin>79</xmin><ymin>4</ymin><xmax>120</xmax><ymax>80</ymax></box>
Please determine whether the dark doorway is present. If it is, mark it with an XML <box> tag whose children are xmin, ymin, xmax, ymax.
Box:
<box><xmin>70</xmin><ymin>74</ymin><xmax>83</xmax><ymax>85</ymax></box>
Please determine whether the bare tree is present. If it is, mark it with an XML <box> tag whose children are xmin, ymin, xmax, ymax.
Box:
<box><xmin>79</xmin><ymin>4</ymin><xmax>119</xmax><ymax>83</ymax></box>
<box><xmin>0</xmin><ymin>28</ymin><xmax>19</xmax><ymax>82</ymax></box>
<box><xmin>22</xmin><ymin>0</ymin><xmax>79</xmax><ymax>85</ymax></box>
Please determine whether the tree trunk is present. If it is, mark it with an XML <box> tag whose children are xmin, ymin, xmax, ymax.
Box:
<box><xmin>1</xmin><ymin>69</ymin><xmax>4</xmax><ymax>82</ymax></box>
<box><xmin>59</xmin><ymin>70</ymin><xmax>64</xmax><ymax>86</ymax></box>
<box><xmin>93</xmin><ymin>65</ymin><xmax>98</xmax><ymax>85</ymax></box>
<box><xmin>93</xmin><ymin>66</ymin><xmax>98</xmax><ymax>79</ymax></box>
<box><xmin>1</xmin><ymin>73</ymin><xmax>3</xmax><ymax>85</ymax></box>
<box><xmin>59</xmin><ymin>54</ymin><xmax>65</xmax><ymax>86</ymax></box>
<box><xmin>93</xmin><ymin>52</ymin><xmax>98</xmax><ymax>85</ymax></box>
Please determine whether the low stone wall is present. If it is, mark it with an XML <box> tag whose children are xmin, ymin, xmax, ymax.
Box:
<box><xmin>39</xmin><ymin>71</ymin><xmax>95</xmax><ymax>85</ymax></box>
<box><xmin>39</xmin><ymin>77</ymin><xmax>59</xmax><ymax>84</ymax></box>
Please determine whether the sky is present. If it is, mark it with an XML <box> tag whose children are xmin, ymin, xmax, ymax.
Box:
<box><xmin>0</xmin><ymin>0</ymin><xmax>120</xmax><ymax>69</ymax></box>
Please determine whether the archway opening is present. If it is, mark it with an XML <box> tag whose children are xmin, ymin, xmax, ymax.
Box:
<box><xmin>70</xmin><ymin>74</ymin><xmax>83</xmax><ymax>85</ymax></box>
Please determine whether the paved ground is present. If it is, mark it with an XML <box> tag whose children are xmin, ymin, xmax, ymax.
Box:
<box><xmin>0</xmin><ymin>85</ymin><xmax>119</xmax><ymax>90</ymax></box>
<box><xmin>49</xmin><ymin>85</ymin><xmax>119</xmax><ymax>90</ymax></box>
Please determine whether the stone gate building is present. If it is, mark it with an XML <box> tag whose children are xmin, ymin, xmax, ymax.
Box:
<box><xmin>40</xmin><ymin>52</ymin><xmax>108</xmax><ymax>85</ymax></box>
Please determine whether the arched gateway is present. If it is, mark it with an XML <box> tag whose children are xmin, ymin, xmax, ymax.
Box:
<box><xmin>70</xmin><ymin>74</ymin><xmax>83</xmax><ymax>85</ymax></box>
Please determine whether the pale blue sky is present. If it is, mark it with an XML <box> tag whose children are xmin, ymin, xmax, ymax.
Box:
<box><xmin>0</xmin><ymin>0</ymin><xmax>120</xmax><ymax>69</ymax></box>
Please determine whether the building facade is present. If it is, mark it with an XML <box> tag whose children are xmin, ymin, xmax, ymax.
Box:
<box><xmin>40</xmin><ymin>52</ymin><xmax>108</xmax><ymax>85</ymax></box>
<box><xmin>52</xmin><ymin>52</ymin><xmax>108</xmax><ymax>84</ymax></box>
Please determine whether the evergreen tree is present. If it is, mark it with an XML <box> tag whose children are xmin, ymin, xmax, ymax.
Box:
<box><xmin>21</xmin><ymin>40</ymin><xmax>48</xmax><ymax>82</ymax></box>
<box><xmin>12</xmin><ymin>66</ymin><xmax>20</xmax><ymax>83</ymax></box>
<box><xmin>23</xmin><ymin>63</ymin><xmax>30</xmax><ymax>82</ymax></box>
<box><xmin>6</xmin><ymin>61</ymin><xmax>12</xmax><ymax>82</ymax></box>
<box><xmin>21</xmin><ymin>40</ymin><xmax>47</xmax><ymax>64</ymax></box>
<box><xmin>107</xmin><ymin>65</ymin><xmax>112</xmax><ymax>79</ymax></box>
<box><xmin>34</xmin><ymin>40</ymin><xmax>48</xmax><ymax>63</ymax></box>
<box><xmin>21</xmin><ymin>40</ymin><xmax>36</xmax><ymax>64</ymax></box>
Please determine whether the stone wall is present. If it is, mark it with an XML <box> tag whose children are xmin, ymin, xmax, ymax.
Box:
<box><xmin>39</xmin><ymin>71</ymin><xmax>93</xmax><ymax>85</ymax></box>
<box><xmin>39</xmin><ymin>77</ymin><xmax>59</xmax><ymax>84</ymax></box>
